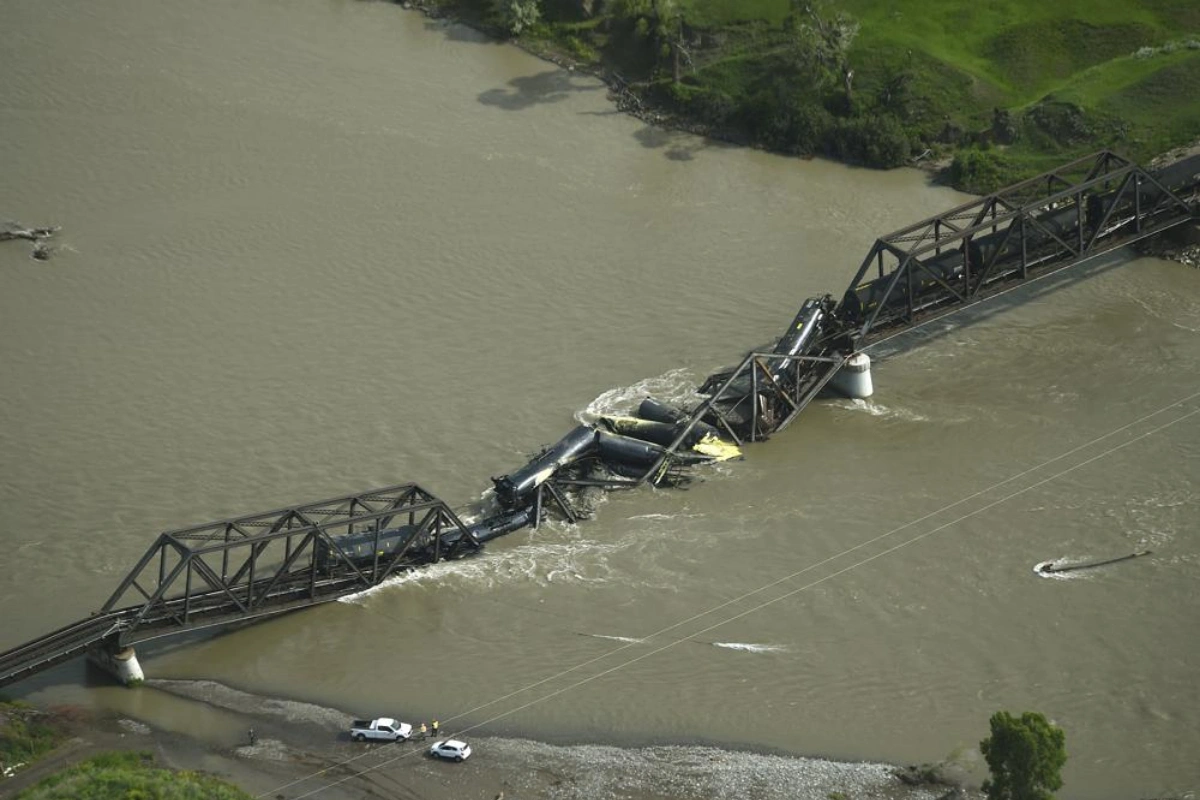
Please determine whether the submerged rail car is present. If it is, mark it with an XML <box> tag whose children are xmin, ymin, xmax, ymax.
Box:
<box><xmin>5</xmin><ymin>150</ymin><xmax>1194</xmax><ymax>691</ymax></box>
<box><xmin>314</xmin><ymin>507</ymin><xmax>534</xmax><ymax>572</ymax></box>
<box><xmin>695</xmin><ymin>295</ymin><xmax>840</xmax><ymax>437</ymax></box>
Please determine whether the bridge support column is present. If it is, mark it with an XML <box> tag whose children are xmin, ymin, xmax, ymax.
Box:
<box><xmin>87</xmin><ymin>644</ymin><xmax>144</xmax><ymax>687</ymax></box>
<box><xmin>830</xmin><ymin>352</ymin><xmax>874</xmax><ymax>399</ymax></box>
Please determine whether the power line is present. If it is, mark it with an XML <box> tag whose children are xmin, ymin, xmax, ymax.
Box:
<box><xmin>261</xmin><ymin>390</ymin><xmax>1198</xmax><ymax>799</ymax></box>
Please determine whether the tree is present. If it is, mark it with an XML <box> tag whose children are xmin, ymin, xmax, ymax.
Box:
<box><xmin>609</xmin><ymin>0</ymin><xmax>690</xmax><ymax>82</ymax></box>
<box><xmin>495</xmin><ymin>0</ymin><xmax>541</xmax><ymax>35</ymax></box>
<box><xmin>981</xmin><ymin>711</ymin><xmax>1067</xmax><ymax>800</ymax></box>
<box><xmin>785</xmin><ymin>0</ymin><xmax>859</xmax><ymax>107</ymax></box>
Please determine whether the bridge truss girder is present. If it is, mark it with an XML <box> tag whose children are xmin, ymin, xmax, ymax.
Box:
<box><xmin>695</xmin><ymin>351</ymin><xmax>846</xmax><ymax>445</ymax></box>
<box><xmin>838</xmin><ymin>150</ymin><xmax>1196</xmax><ymax>343</ymax></box>
<box><xmin>100</xmin><ymin>483</ymin><xmax>476</xmax><ymax>644</ymax></box>
<box><xmin>614</xmin><ymin>349</ymin><xmax>847</xmax><ymax>489</ymax></box>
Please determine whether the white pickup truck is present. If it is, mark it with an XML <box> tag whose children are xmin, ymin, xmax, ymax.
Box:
<box><xmin>350</xmin><ymin>717</ymin><xmax>413</xmax><ymax>742</ymax></box>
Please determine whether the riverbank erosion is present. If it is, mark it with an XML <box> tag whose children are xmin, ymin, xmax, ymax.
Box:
<box><xmin>389</xmin><ymin>0</ymin><xmax>1200</xmax><ymax>192</ymax></box>
<box><xmin>1</xmin><ymin>682</ymin><xmax>976</xmax><ymax>800</ymax></box>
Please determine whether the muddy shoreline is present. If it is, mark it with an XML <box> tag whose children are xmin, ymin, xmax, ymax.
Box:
<box><xmin>399</xmin><ymin>0</ymin><xmax>760</xmax><ymax>152</ymax></box>
<box><xmin>1</xmin><ymin>679</ymin><xmax>974</xmax><ymax>800</ymax></box>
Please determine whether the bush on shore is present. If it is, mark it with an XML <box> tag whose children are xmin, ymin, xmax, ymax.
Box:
<box><xmin>1</xmin><ymin>699</ymin><xmax>65</xmax><ymax>774</ymax></box>
<box><xmin>13</xmin><ymin>751</ymin><xmax>253</xmax><ymax>800</ymax></box>
<box><xmin>422</xmin><ymin>0</ymin><xmax>1200</xmax><ymax>191</ymax></box>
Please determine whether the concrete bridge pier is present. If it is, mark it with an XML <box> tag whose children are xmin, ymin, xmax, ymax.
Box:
<box><xmin>86</xmin><ymin>643</ymin><xmax>144</xmax><ymax>686</ymax></box>
<box><xmin>830</xmin><ymin>352</ymin><xmax>874</xmax><ymax>399</ymax></box>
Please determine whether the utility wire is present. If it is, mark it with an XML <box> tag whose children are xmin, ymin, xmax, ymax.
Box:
<box><xmin>261</xmin><ymin>389</ymin><xmax>1199</xmax><ymax>799</ymax></box>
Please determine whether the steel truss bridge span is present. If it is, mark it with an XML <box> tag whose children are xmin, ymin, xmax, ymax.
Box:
<box><xmin>0</xmin><ymin>485</ymin><xmax>477</xmax><ymax>688</ymax></box>
<box><xmin>838</xmin><ymin>151</ymin><xmax>1200</xmax><ymax>344</ymax></box>
<box><xmin>2</xmin><ymin>151</ymin><xmax>1196</xmax><ymax>689</ymax></box>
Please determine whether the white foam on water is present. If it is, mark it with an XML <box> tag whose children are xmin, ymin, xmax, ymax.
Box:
<box><xmin>1032</xmin><ymin>557</ymin><xmax>1096</xmax><ymax>580</ymax></box>
<box><xmin>627</xmin><ymin>512</ymin><xmax>702</xmax><ymax>522</ymax></box>
<box><xmin>576</xmin><ymin>368</ymin><xmax>703</xmax><ymax>424</ymax></box>
<box><xmin>581</xmin><ymin>633</ymin><xmax>646</xmax><ymax>644</ymax></box>
<box><xmin>828</xmin><ymin>398</ymin><xmax>930</xmax><ymax>422</ymax></box>
<box><xmin>339</xmin><ymin>497</ymin><xmax>704</xmax><ymax>603</ymax></box>
<box><xmin>339</xmin><ymin>537</ymin><xmax>622</xmax><ymax>602</ymax></box>
<box><xmin>711</xmin><ymin>642</ymin><xmax>789</xmax><ymax>653</ymax></box>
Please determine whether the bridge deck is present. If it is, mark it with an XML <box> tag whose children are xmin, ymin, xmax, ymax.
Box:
<box><xmin>1</xmin><ymin>485</ymin><xmax>474</xmax><ymax>688</ymax></box>
<box><xmin>837</xmin><ymin>151</ymin><xmax>1200</xmax><ymax>346</ymax></box>
<box><xmin>3</xmin><ymin>152</ymin><xmax>1197</xmax><ymax>690</ymax></box>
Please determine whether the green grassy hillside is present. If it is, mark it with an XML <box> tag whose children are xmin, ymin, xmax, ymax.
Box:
<box><xmin>834</xmin><ymin>0</ymin><xmax>1200</xmax><ymax>181</ymax></box>
<box><xmin>432</xmin><ymin>0</ymin><xmax>1200</xmax><ymax>190</ymax></box>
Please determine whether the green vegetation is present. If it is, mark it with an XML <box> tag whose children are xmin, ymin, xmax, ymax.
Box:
<box><xmin>1</xmin><ymin>698</ymin><xmax>66</xmax><ymax>774</ymax></box>
<box><xmin>417</xmin><ymin>0</ymin><xmax>1200</xmax><ymax>191</ymax></box>
<box><xmin>13</xmin><ymin>751</ymin><xmax>253</xmax><ymax>800</ymax></box>
<box><xmin>981</xmin><ymin>711</ymin><xmax>1068</xmax><ymax>800</ymax></box>
<box><xmin>2</xmin><ymin>701</ymin><xmax>250</xmax><ymax>799</ymax></box>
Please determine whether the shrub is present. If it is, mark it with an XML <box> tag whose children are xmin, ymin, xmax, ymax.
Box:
<box><xmin>495</xmin><ymin>0</ymin><xmax>541</xmax><ymax>35</ymax></box>
<box><xmin>735</xmin><ymin>85</ymin><xmax>832</xmax><ymax>155</ymax></box>
<box><xmin>948</xmin><ymin>148</ymin><xmax>1008</xmax><ymax>193</ymax></box>
<box><xmin>659</xmin><ymin>83</ymin><xmax>737</xmax><ymax>127</ymax></box>
<box><xmin>825</xmin><ymin>113</ymin><xmax>911</xmax><ymax>167</ymax></box>
<box><xmin>1</xmin><ymin>701</ymin><xmax>64</xmax><ymax>769</ymax></box>
<box><xmin>13</xmin><ymin>751</ymin><xmax>254</xmax><ymax>800</ymax></box>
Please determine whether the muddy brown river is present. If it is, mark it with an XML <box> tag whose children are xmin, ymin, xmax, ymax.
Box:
<box><xmin>2</xmin><ymin>2</ymin><xmax>1198</xmax><ymax>797</ymax></box>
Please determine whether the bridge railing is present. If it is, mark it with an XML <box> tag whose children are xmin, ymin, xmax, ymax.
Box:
<box><xmin>0</xmin><ymin>614</ymin><xmax>124</xmax><ymax>688</ymax></box>
<box><xmin>838</xmin><ymin>150</ymin><xmax>1199</xmax><ymax>343</ymax></box>
<box><xmin>99</xmin><ymin>483</ymin><xmax>476</xmax><ymax>644</ymax></box>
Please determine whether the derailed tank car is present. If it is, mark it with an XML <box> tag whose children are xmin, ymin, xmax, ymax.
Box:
<box><xmin>313</xmin><ymin>506</ymin><xmax>534</xmax><ymax>572</ymax></box>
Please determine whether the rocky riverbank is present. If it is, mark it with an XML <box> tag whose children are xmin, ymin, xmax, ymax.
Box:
<box><xmin>1</xmin><ymin>681</ymin><xmax>977</xmax><ymax>800</ymax></box>
<box><xmin>1137</xmin><ymin>234</ymin><xmax>1200</xmax><ymax>268</ymax></box>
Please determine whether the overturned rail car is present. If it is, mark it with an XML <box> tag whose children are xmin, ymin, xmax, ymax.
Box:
<box><xmin>314</xmin><ymin>506</ymin><xmax>535</xmax><ymax>572</ymax></box>
<box><xmin>5</xmin><ymin>150</ymin><xmax>1195</xmax><ymax>691</ymax></box>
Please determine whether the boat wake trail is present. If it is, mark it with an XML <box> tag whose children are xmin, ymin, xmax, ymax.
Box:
<box><xmin>1033</xmin><ymin>550</ymin><xmax>1152</xmax><ymax>578</ymax></box>
<box><xmin>709</xmin><ymin>641</ymin><xmax>789</xmax><ymax>654</ymax></box>
<box><xmin>578</xmin><ymin>633</ymin><xmax>646</xmax><ymax>644</ymax></box>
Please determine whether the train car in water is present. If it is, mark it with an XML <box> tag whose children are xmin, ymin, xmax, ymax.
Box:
<box><xmin>314</xmin><ymin>506</ymin><xmax>535</xmax><ymax>572</ymax></box>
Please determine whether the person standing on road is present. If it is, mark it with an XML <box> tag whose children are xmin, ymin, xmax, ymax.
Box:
<box><xmin>431</xmin><ymin>720</ymin><xmax>439</xmax><ymax>737</ymax></box>
<box><xmin>419</xmin><ymin>722</ymin><xmax>427</xmax><ymax>740</ymax></box>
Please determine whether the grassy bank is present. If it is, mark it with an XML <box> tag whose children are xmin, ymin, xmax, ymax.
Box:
<box><xmin>10</xmin><ymin>751</ymin><xmax>253</xmax><ymax>800</ymax></box>
<box><xmin>414</xmin><ymin>0</ymin><xmax>1200</xmax><ymax>191</ymax></box>
<box><xmin>1</xmin><ymin>698</ymin><xmax>66</xmax><ymax>777</ymax></box>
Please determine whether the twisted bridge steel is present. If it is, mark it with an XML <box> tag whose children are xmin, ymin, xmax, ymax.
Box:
<box><xmin>2</xmin><ymin>151</ymin><xmax>1197</xmax><ymax>689</ymax></box>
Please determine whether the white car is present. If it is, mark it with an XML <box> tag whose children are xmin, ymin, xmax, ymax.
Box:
<box><xmin>429</xmin><ymin>739</ymin><xmax>472</xmax><ymax>762</ymax></box>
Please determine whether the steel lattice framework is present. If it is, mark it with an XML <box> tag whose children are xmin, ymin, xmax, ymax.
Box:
<box><xmin>623</xmin><ymin>348</ymin><xmax>846</xmax><ymax>488</ymax></box>
<box><xmin>4</xmin><ymin>151</ymin><xmax>1198</xmax><ymax>690</ymax></box>
<box><xmin>100</xmin><ymin>483</ymin><xmax>476</xmax><ymax>644</ymax></box>
<box><xmin>838</xmin><ymin>150</ymin><xmax>1198</xmax><ymax>343</ymax></box>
